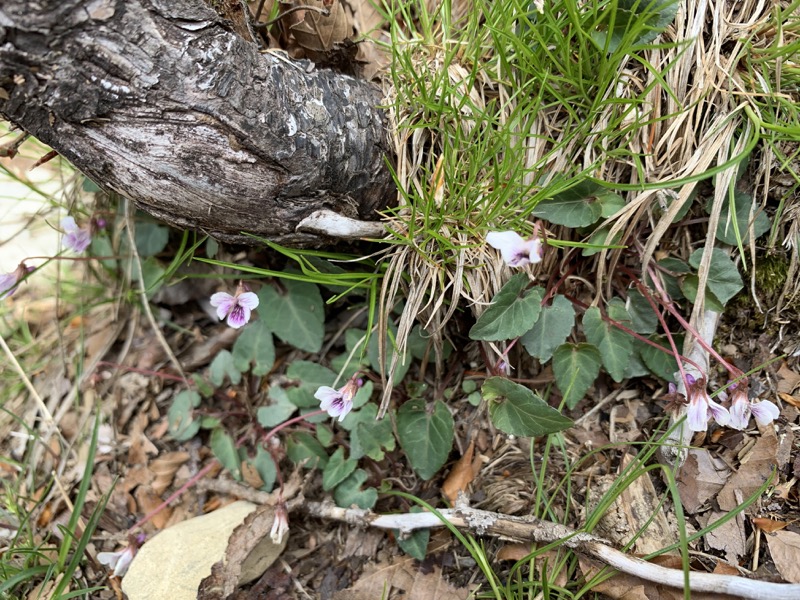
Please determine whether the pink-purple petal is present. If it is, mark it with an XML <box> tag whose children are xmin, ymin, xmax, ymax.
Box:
<box><xmin>686</xmin><ymin>399</ymin><xmax>709</xmax><ymax>431</ymax></box>
<box><xmin>728</xmin><ymin>399</ymin><xmax>750</xmax><ymax>430</ymax></box>
<box><xmin>750</xmin><ymin>400</ymin><xmax>780</xmax><ymax>426</ymax></box>
<box><xmin>237</xmin><ymin>291</ymin><xmax>260</xmax><ymax>310</ymax></box>
<box><xmin>227</xmin><ymin>304</ymin><xmax>249</xmax><ymax>328</ymax></box>
<box><xmin>210</xmin><ymin>292</ymin><xmax>235</xmax><ymax>320</ymax></box>
<box><xmin>707</xmin><ymin>397</ymin><xmax>730</xmax><ymax>427</ymax></box>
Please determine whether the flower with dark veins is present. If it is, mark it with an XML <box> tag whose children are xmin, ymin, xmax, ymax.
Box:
<box><xmin>209</xmin><ymin>282</ymin><xmax>259</xmax><ymax>329</ymax></box>
<box><xmin>728</xmin><ymin>384</ymin><xmax>780</xmax><ymax>429</ymax></box>
<box><xmin>486</xmin><ymin>230</ymin><xmax>544</xmax><ymax>267</ymax></box>
<box><xmin>315</xmin><ymin>375</ymin><xmax>363</xmax><ymax>422</ymax></box>
<box><xmin>61</xmin><ymin>216</ymin><xmax>92</xmax><ymax>253</ymax></box>
<box><xmin>685</xmin><ymin>374</ymin><xmax>729</xmax><ymax>431</ymax></box>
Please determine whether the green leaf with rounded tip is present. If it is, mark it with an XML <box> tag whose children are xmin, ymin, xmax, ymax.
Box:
<box><xmin>257</xmin><ymin>387</ymin><xmax>297</xmax><ymax>428</ymax></box>
<box><xmin>520</xmin><ymin>295</ymin><xmax>575</xmax><ymax>362</ymax></box>
<box><xmin>286</xmin><ymin>431</ymin><xmax>328</xmax><ymax>469</ymax></box>
<box><xmin>582</xmin><ymin>302</ymin><xmax>633</xmax><ymax>382</ymax></box>
<box><xmin>284</xmin><ymin>361</ymin><xmax>337</xmax><ymax>407</ymax></box>
<box><xmin>168</xmin><ymin>390</ymin><xmax>201</xmax><ymax>442</ymax></box>
<box><xmin>232</xmin><ymin>320</ymin><xmax>275</xmax><ymax>376</ymax></box>
<box><xmin>322</xmin><ymin>447</ymin><xmax>358</xmax><ymax>491</ymax></box>
<box><xmin>688</xmin><ymin>248</ymin><xmax>743</xmax><ymax>305</ymax></box>
<box><xmin>591</xmin><ymin>0</ymin><xmax>679</xmax><ymax>53</ymax></box>
<box><xmin>679</xmin><ymin>275</ymin><xmax>725</xmax><ymax>312</ymax></box>
<box><xmin>599</xmin><ymin>192</ymin><xmax>626</xmax><ymax>218</ymax></box>
<box><xmin>396</xmin><ymin>508</ymin><xmax>430</xmax><ymax>560</ymax></box>
<box><xmin>552</xmin><ymin>343</ymin><xmax>602</xmax><ymax>409</ymax></box>
<box><xmin>252</xmin><ymin>446</ymin><xmax>277</xmax><ymax>492</ymax></box>
<box><xmin>709</xmin><ymin>190</ymin><xmax>771</xmax><ymax>245</ymax></box>
<box><xmin>531</xmin><ymin>180</ymin><xmax>605</xmax><ymax>227</ymax></box>
<box><xmin>211</xmin><ymin>428</ymin><xmax>240</xmax><ymax>480</ymax></box>
<box><xmin>482</xmin><ymin>377</ymin><xmax>573</xmax><ymax>437</ymax></box>
<box><xmin>469</xmin><ymin>274</ymin><xmax>544</xmax><ymax>341</ymax></box>
<box><xmin>209</xmin><ymin>350</ymin><xmax>241</xmax><ymax>386</ymax></box>
<box><xmin>333</xmin><ymin>469</ymin><xmax>377</xmax><ymax>509</ymax></box>
<box><xmin>340</xmin><ymin>403</ymin><xmax>395</xmax><ymax>461</ymax></box>
<box><xmin>625</xmin><ymin>288</ymin><xmax>658</xmax><ymax>334</ymax></box>
<box><xmin>258</xmin><ymin>279</ymin><xmax>324</xmax><ymax>352</ymax></box>
<box><xmin>636</xmin><ymin>336</ymin><xmax>680</xmax><ymax>383</ymax></box>
<box><xmin>396</xmin><ymin>399</ymin><xmax>454</xmax><ymax>480</ymax></box>
<box><xmin>134</xmin><ymin>222</ymin><xmax>169</xmax><ymax>257</ymax></box>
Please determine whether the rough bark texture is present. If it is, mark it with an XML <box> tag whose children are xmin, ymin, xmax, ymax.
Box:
<box><xmin>0</xmin><ymin>0</ymin><xmax>394</xmax><ymax>245</ymax></box>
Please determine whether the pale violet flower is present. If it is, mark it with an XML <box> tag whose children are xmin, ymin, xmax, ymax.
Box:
<box><xmin>1</xmin><ymin>263</ymin><xmax>34</xmax><ymax>299</ymax></box>
<box><xmin>728</xmin><ymin>385</ymin><xmax>780</xmax><ymax>430</ymax></box>
<box><xmin>61</xmin><ymin>216</ymin><xmax>92</xmax><ymax>253</ymax></box>
<box><xmin>315</xmin><ymin>376</ymin><xmax>362</xmax><ymax>421</ymax></box>
<box><xmin>685</xmin><ymin>374</ymin><xmax>729</xmax><ymax>432</ymax></box>
<box><xmin>270</xmin><ymin>503</ymin><xmax>289</xmax><ymax>544</ymax></box>
<box><xmin>209</xmin><ymin>282</ymin><xmax>259</xmax><ymax>329</ymax></box>
<box><xmin>97</xmin><ymin>533</ymin><xmax>145</xmax><ymax>578</ymax></box>
<box><xmin>486</xmin><ymin>230</ymin><xmax>544</xmax><ymax>267</ymax></box>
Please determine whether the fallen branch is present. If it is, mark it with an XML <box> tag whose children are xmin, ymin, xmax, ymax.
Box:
<box><xmin>304</xmin><ymin>497</ymin><xmax>800</xmax><ymax>600</ymax></box>
<box><xmin>185</xmin><ymin>476</ymin><xmax>797</xmax><ymax>598</ymax></box>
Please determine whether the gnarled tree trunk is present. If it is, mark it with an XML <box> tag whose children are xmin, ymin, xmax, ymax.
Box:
<box><xmin>0</xmin><ymin>0</ymin><xmax>394</xmax><ymax>245</ymax></box>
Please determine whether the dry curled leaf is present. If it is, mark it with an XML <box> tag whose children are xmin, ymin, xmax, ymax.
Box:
<box><xmin>286</xmin><ymin>0</ymin><xmax>351</xmax><ymax>54</ymax></box>
<box><xmin>766</xmin><ymin>529</ymin><xmax>800</xmax><ymax>583</ymax></box>
<box><xmin>150</xmin><ymin>451</ymin><xmax>190</xmax><ymax>496</ymax></box>
<box><xmin>441</xmin><ymin>440</ymin><xmax>481</xmax><ymax>504</ymax></box>
<box><xmin>753</xmin><ymin>517</ymin><xmax>788</xmax><ymax>533</ymax></box>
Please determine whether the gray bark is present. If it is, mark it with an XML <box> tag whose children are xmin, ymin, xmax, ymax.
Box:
<box><xmin>0</xmin><ymin>0</ymin><xmax>394</xmax><ymax>245</ymax></box>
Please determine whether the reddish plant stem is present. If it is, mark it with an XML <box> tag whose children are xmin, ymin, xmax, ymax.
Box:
<box><xmin>615</xmin><ymin>266</ymin><xmax>692</xmax><ymax>385</ymax></box>
<box><xmin>95</xmin><ymin>361</ymin><xmax>187</xmax><ymax>383</ymax></box>
<box><xmin>565</xmin><ymin>295</ymin><xmax>704</xmax><ymax>374</ymax></box>
<box><xmin>626</xmin><ymin>265</ymin><xmax>743</xmax><ymax>381</ymax></box>
<box><xmin>262</xmin><ymin>409</ymin><xmax>327</xmax><ymax>443</ymax></box>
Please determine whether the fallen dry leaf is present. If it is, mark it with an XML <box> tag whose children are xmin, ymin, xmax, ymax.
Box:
<box><xmin>441</xmin><ymin>440</ymin><xmax>481</xmax><ymax>504</ymax></box>
<box><xmin>778</xmin><ymin>392</ymin><xmax>800</xmax><ymax>407</ymax></box>
<box><xmin>287</xmin><ymin>0</ymin><xmax>351</xmax><ymax>54</ymax></box>
<box><xmin>753</xmin><ymin>517</ymin><xmax>788</xmax><ymax>533</ymax></box>
<box><xmin>150</xmin><ymin>451</ymin><xmax>190</xmax><ymax>496</ymax></box>
<box><xmin>717</xmin><ymin>428</ymin><xmax>778</xmax><ymax>512</ymax></box>
<box><xmin>766</xmin><ymin>529</ymin><xmax>800</xmax><ymax>583</ymax></box>
<box><xmin>333</xmin><ymin>555</ymin><xmax>469</xmax><ymax>600</ymax></box>
<box><xmin>496</xmin><ymin>542</ymin><xmax>532</xmax><ymax>562</ymax></box>
<box><xmin>698</xmin><ymin>509</ymin><xmax>746</xmax><ymax>564</ymax></box>
<box><xmin>677</xmin><ymin>449</ymin><xmax>730</xmax><ymax>514</ymax></box>
<box><xmin>241</xmin><ymin>461</ymin><xmax>264</xmax><ymax>489</ymax></box>
<box><xmin>712</xmin><ymin>560</ymin><xmax>740</xmax><ymax>576</ymax></box>
<box><xmin>776</xmin><ymin>363</ymin><xmax>800</xmax><ymax>395</ymax></box>
<box><xmin>135</xmin><ymin>487</ymin><xmax>172</xmax><ymax>530</ymax></box>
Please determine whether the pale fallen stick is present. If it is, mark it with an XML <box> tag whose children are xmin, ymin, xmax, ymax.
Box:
<box><xmin>305</xmin><ymin>497</ymin><xmax>800</xmax><ymax>600</ymax></box>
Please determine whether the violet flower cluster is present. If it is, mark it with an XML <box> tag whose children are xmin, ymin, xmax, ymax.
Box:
<box><xmin>674</xmin><ymin>374</ymin><xmax>779</xmax><ymax>432</ymax></box>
